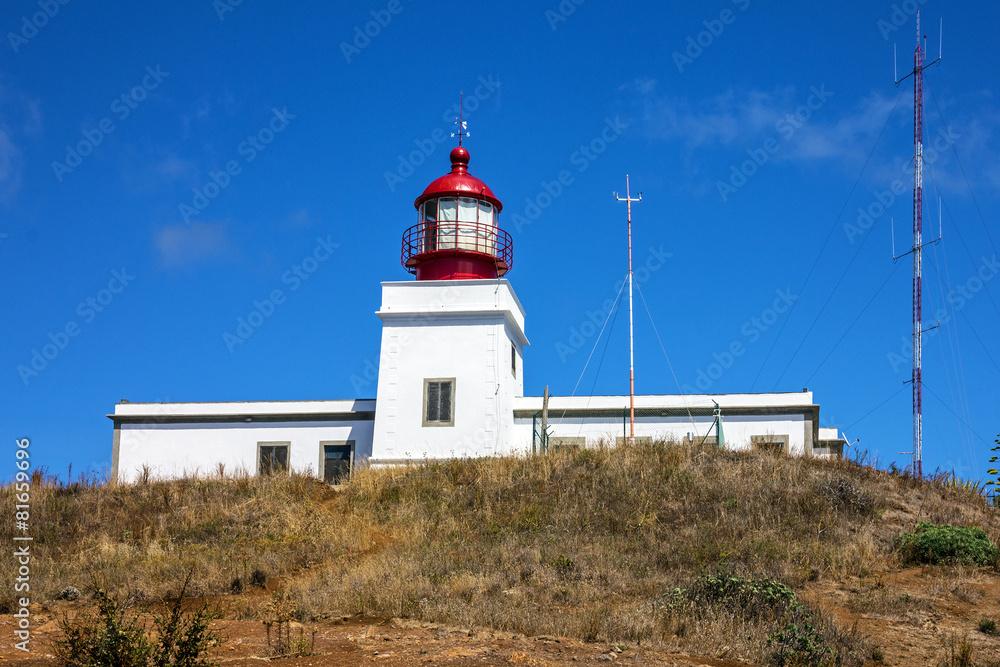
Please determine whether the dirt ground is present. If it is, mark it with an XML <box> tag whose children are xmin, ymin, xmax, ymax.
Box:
<box><xmin>0</xmin><ymin>610</ymin><xmax>749</xmax><ymax>666</ymax></box>
<box><xmin>1</xmin><ymin>565</ymin><xmax>998</xmax><ymax>666</ymax></box>
<box><xmin>801</xmin><ymin>565</ymin><xmax>1000</xmax><ymax>667</ymax></box>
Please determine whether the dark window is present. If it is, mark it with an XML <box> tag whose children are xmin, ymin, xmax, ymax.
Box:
<box><xmin>424</xmin><ymin>379</ymin><xmax>455</xmax><ymax>426</ymax></box>
<box><xmin>321</xmin><ymin>442</ymin><xmax>354</xmax><ymax>484</ymax></box>
<box><xmin>258</xmin><ymin>443</ymin><xmax>288</xmax><ymax>475</ymax></box>
<box><xmin>511</xmin><ymin>342</ymin><xmax>517</xmax><ymax>377</ymax></box>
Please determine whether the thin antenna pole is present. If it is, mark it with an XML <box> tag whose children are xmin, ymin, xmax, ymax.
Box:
<box><xmin>891</xmin><ymin>9</ymin><xmax>940</xmax><ymax>479</ymax></box>
<box><xmin>905</xmin><ymin>10</ymin><xmax>925</xmax><ymax>479</ymax></box>
<box><xmin>615</xmin><ymin>177</ymin><xmax>641</xmax><ymax>441</ymax></box>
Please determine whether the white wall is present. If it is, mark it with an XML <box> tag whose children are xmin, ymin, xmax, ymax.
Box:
<box><xmin>371</xmin><ymin>280</ymin><xmax>528</xmax><ymax>462</ymax></box>
<box><xmin>115</xmin><ymin>419</ymin><xmax>374</xmax><ymax>483</ymax></box>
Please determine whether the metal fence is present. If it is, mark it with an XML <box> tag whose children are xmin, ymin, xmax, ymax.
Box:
<box><xmin>530</xmin><ymin>406</ymin><xmax>723</xmax><ymax>453</ymax></box>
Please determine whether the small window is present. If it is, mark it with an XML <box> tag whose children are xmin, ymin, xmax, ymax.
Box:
<box><xmin>320</xmin><ymin>441</ymin><xmax>354</xmax><ymax>484</ymax></box>
<box><xmin>752</xmin><ymin>435</ymin><xmax>789</xmax><ymax>454</ymax></box>
<box><xmin>511</xmin><ymin>342</ymin><xmax>517</xmax><ymax>377</ymax></box>
<box><xmin>616</xmin><ymin>436</ymin><xmax>653</xmax><ymax>447</ymax></box>
<box><xmin>551</xmin><ymin>436</ymin><xmax>585</xmax><ymax>451</ymax></box>
<box><xmin>258</xmin><ymin>442</ymin><xmax>289</xmax><ymax>475</ymax></box>
<box><xmin>423</xmin><ymin>378</ymin><xmax>455</xmax><ymax>427</ymax></box>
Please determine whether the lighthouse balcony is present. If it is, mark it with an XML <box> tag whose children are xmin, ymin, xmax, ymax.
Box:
<box><xmin>402</xmin><ymin>221</ymin><xmax>512</xmax><ymax>280</ymax></box>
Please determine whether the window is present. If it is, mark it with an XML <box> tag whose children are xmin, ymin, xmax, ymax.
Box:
<box><xmin>616</xmin><ymin>436</ymin><xmax>653</xmax><ymax>447</ymax></box>
<box><xmin>551</xmin><ymin>436</ymin><xmax>585</xmax><ymax>451</ymax></box>
<box><xmin>257</xmin><ymin>442</ymin><xmax>289</xmax><ymax>475</ymax></box>
<box><xmin>320</xmin><ymin>441</ymin><xmax>354</xmax><ymax>484</ymax></box>
<box><xmin>511</xmin><ymin>342</ymin><xmax>517</xmax><ymax>377</ymax></box>
<box><xmin>751</xmin><ymin>434</ymin><xmax>789</xmax><ymax>454</ymax></box>
<box><xmin>423</xmin><ymin>378</ymin><xmax>455</xmax><ymax>427</ymax></box>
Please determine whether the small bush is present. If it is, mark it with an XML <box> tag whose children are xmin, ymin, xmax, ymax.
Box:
<box><xmin>896</xmin><ymin>522</ymin><xmax>999</xmax><ymax>566</ymax></box>
<box><xmin>54</xmin><ymin>581</ymin><xmax>222</xmax><ymax>667</ymax></box>
<box><xmin>687</xmin><ymin>574</ymin><xmax>800</xmax><ymax>618</ymax></box>
<box><xmin>661</xmin><ymin>575</ymin><xmax>863</xmax><ymax>667</ymax></box>
<box><xmin>979</xmin><ymin>618</ymin><xmax>998</xmax><ymax>636</ymax></box>
<box><xmin>55</xmin><ymin>590</ymin><xmax>153</xmax><ymax>667</ymax></box>
<box><xmin>767</xmin><ymin>619</ymin><xmax>836</xmax><ymax>667</ymax></box>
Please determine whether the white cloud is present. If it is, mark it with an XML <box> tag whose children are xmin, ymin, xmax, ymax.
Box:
<box><xmin>155</xmin><ymin>221</ymin><xmax>238</xmax><ymax>268</ymax></box>
<box><xmin>631</xmin><ymin>78</ymin><xmax>893</xmax><ymax>162</ymax></box>
<box><xmin>0</xmin><ymin>79</ymin><xmax>41</xmax><ymax>201</ymax></box>
<box><xmin>627</xmin><ymin>78</ymin><xmax>1000</xmax><ymax>198</ymax></box>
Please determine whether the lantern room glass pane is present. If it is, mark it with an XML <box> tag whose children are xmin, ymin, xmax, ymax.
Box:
<box><xmin>478</xmin><ymin>201</ymin><xmax>493</xmax><ymax>226</ymax></box>
<box><xmin>423</xmin><ymin>200</ymin><xmax>437</xmax><ymax>222</ymax></box>
<box><xmin>458</xmin><ymin>197</ymin><xmax>478</xmax><ymax>222</ymax></box>
<box><xmin>437</xmin><ymin>198</ymin><xmax>458</xmax><ymax>249</ymax></box>
<box><xmin>438</xmin><ymin>198</ymin><xmax>457</xmax><ymax>221</ymax></box>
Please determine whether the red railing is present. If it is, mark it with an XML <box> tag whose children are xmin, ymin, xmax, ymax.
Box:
<box><xmin>401</xmin><ymin>221</ymin><xmax>513</xmax><ymax>272</ymax></box>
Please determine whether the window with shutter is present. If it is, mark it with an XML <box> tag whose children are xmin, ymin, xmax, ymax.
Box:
<box><xmin>423</xmin><ymin>378</ymin><xmax>455</xmax><ymax>426</ymax></box>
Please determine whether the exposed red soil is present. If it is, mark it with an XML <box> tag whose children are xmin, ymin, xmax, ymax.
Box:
<box><xmin>0</xmin><ymin>606</ymin><xmax>755</xmax><ymax>666</ymax></box>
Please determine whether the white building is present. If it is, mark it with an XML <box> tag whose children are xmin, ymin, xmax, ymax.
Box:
<box><xmin>110</xmin><ymin>145</ymin><xmax>846</xmax><ymax>483</ymax></box>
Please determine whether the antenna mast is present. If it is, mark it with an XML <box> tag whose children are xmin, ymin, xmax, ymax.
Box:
<box><xmin>894</xmin><ymin>11</ymin><xmax>941</xmax><ymax>478</ymax></box>
<box><xmin>615</xmin><ymin>176</ymin><xmax>641</xmax><ymax>442</ymax></box>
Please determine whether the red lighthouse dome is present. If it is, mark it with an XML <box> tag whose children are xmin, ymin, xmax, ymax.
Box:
<box><xmin>401</xmin><ymin>146</ymin><xmax>512</xmax><ymax>280</ymax></box>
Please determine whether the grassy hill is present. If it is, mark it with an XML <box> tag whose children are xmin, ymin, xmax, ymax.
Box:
<box><xmin>3</xmin><ymin>441</ymin><xmax>999</xmax><ymax>665</ymax></box>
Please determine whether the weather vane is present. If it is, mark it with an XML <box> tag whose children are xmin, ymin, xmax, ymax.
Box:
<box><xmin>451</xmin><ymin>91</ymin><xmax>470</xmax><ymax>147</ymax></box>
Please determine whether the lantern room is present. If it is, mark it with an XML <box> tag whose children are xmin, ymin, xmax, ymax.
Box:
<box><xmin>401</xmin><ymin>146</ymin><xmax>513</xmax><ymax>281</ymax></box>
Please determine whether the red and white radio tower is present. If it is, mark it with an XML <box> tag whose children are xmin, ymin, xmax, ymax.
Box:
<box><xmin>895</xmin><ymin>11</ymin><xmax>941</xmax><ymax>478</ymax></box>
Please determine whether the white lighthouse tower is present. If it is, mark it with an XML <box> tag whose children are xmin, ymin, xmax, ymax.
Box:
<box><xmin>369</xmin><ymin>144</ymin><xmax>528</xmax><ymax>463</ymax></box>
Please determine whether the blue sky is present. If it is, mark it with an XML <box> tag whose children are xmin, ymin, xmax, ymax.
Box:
<box><xmin>2</xmin><ymin>0</ymin><xmax>998</xmax><ymax>483</ymax></box>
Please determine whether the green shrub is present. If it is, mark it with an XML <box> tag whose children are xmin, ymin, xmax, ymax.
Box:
<box><xmin>663</xmin><ymin>575</ymin><xmax>853</xmax><ymax>667</ymax></box>
<box><xmin>55</xmin><ymin>590</ymin><xmax>153</xmax><ymax>667</ymax></box>
<box><xmin>688</xmin><ymin>574</ymin><xmax>800</xmax><ymax>618</ymax></box>
<box><xmin>767</xmin><ymin>619</ymin><xmax>837</xmax><ymax>667</ymax></box>
<box><xmin>979</xmin><ymin>618</ymin><xmax>997</xmax><ymax>636</ymax></box>
<box><xmin>896</xmin><ymin>522</ymin><xmax>999</xmax><ymax>566</ymax></box>
<box><xmin>54</xmin><ymin>584</ymin><xmax>222</xmax><ymax>667</ymax></box>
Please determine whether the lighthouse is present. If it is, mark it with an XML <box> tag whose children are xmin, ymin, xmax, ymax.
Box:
<box><xmin>370</xmin><ymin>145</ymin><xmax>528</xmax><ymax>463</ymax></box>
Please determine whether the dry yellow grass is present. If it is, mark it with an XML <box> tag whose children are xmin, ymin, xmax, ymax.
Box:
<box><xmin>2</xmin><ymin>440</ymin><xmax>998</xmax><ymax>665</ymax></box>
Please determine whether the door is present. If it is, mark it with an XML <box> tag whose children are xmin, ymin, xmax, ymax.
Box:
<box><xmin>321</xmin><ymin>442</ymin><xmax>354</xmax><ymax>484</ymax></box>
